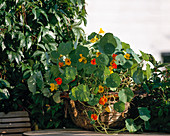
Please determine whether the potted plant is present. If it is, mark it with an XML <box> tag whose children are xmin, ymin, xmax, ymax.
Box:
<box><xmin>28</xmin><ymin>28</ymin><xmax>154</xmax><ymax>133</ymax></box>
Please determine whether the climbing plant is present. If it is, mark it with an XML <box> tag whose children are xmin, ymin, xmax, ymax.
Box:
<box><xmin>0</xmin><ymin>0</ymin><xmax>87</xmax><ymax>129</ymax></box>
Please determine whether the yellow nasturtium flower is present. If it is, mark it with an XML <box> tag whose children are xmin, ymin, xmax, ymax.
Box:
<box><xmin>105</xmin><ymin>105</ymin><xmax>111</xmax><ymax>112</ymax></box>
<box><xmin>124</xmin><ymin>53</ymin><xmax>130</xmax><ymax>60</ymax></box>
<box><xmin>90</xmin><ymin>36</ymin><xmax>98</xmax><ymax>43</ymax></box>
<box><xmin>65</xmin><ymin>58</ymin><xmax>71</xmax><ymax>65</ymax></box>
<box><xmin>98</xmin><ymin>85</ymin><xmax>104</xmax><ymax>93</ymax></box>
<box><xmin>96</xmin><ymin>52</ymin><xmax>101</xmax><ymax>57</ymax></box>
<box><xmin>109</xmin><ymin>66</ymin><xmax>114</xmax><ymax>74</ymax></box>
<box><xmin>50</xmin><ymin>83</ymin><xmax>58</xmax><ymax>92</ymax></box>
<box><xmin>99</xmin><ymin>28</ymin><xmax>105</xmax><ymax>34</ymax></box>
<box><xmin>79</xmin><ymin>54</ymin><xmax>87</xmax><ymax>64</ymax></box>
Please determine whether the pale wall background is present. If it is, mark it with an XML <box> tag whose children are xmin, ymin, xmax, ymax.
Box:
<box><xmin>83</xmin><ymin>0</ymin><xmax>170</xmax><ymax>62</ymax></box>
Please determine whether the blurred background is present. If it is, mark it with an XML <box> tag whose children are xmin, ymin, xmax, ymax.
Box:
<box><xmin>83</xmin><ymin>0</ymin><xmax>170</xmax><ymax>63</ymax></box>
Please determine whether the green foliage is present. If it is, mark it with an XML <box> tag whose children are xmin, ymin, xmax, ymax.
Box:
<box><xmin>122</xmin><ymin>42</ymin><xmax>130</xmax><ymax>51</ymax></box>
<box><xmin>146</xmin><ymin>63</ymin><xmax>151</xmax><ymax>80</ymax></box>
<box><xmin>96</xmin><ymin>54</ymin><xmax>109</xmax><ymax>66</ymax></box>
<box><xmin>140</xmin><ymin>51</ymin><xmax>150</xmax><ymax>61</ymax></box>
<box><xmin>63</xmin><ymin>67</ymin><xmax>77</xmax><ymax>84</ymax></box>
<box><xmin>98</xmin><ymin>33</ymin><xmax>117</xmax><ymax>54</ymax></box>
<box><xmin>58</xmin><ymin>41</ymin><xmax>73</xmax><ymax>55</ymax></box>
<box><xmin>106</xmin><ymin>73</ymin><xmax>121</xmax><ymax>88</ymax></box>
<box><xmin>125</xmin><ymin>119</ymin><xmax>138</xmax><ymax>132</ymax></box>
<box><xmin>69</xmin><ymin>84</ymin><xmax>90</xmax><ymax>102</ymax></box>
<box><xmin>114</xmin><ymin>101</ymin><xmax>125</xmax><ymax>112</ymax></box>
<box><xmin>138</xmin><ymin>107</ymin><xmax>151</xmax><ymax>121</ymax></box>
<box><xmin>53</xmin><ymin>92</ymin><xmax>61</xmax><ymax>103</ymax></box>
<box><xmin>0</xmin><ymin>0</ymin><xmax>87</xmax><ymax>130</ymax></box>
<box><xmin>0</xmin><ymin>88</ymin><xmax>10</xmax><ymax>100</ymax></box>
<box><xmin>115</xmin><ymin>54</ymin><xmax>126</xmax><ymax>65</ymax></box>
<box><xmin>118</xmin><ymin>88</ymin><xmax>134</xmax><ymax>103</ymax></box>
<box><xmin>133</xmin><ymin>68</ymin><xmax>144</xmax><ymax>84</ymax></box>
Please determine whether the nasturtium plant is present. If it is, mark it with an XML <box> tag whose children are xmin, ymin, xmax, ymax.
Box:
<box><xmin>28</xmin><ymin>28</ymin><xmax>155</xmax><ymax>134</ymax></box>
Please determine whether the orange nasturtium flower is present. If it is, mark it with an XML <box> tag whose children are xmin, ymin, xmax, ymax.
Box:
<box><xmin>96</xmin><ymin>52</ymin><xmax>101</xmax><ymax>57</ymax></box>
<box><xmin>91</xmin><ymin>114</ymin><xmax>98</xmax><ymax>120</ymax></box>
<box><xmin>90</xmin><ymin>36</ymin><xmax>98</xmax><ymax>43</ymax></box>
<box><xmin>124</xmin><ymin>53</ymin><xmax>130</xmax><ymax>60</ymax></box>
<box><xmin>58</xmin><ymin>62</ymin><xmax>64</xmax><ymax>67</ymax></box>
<box><xmin>79</xmin><ymin>54</ymin><xmax>87</xmax><ymax>64</ymax></box>
<box><xmin>99</xmin><ymin>95</ymin><xmax>108</xmax><ymax>105</ymax></box>
<box><xmin>110</xmin><ymin>59</ymin><xmax>116</xmax><ymax>66</ymax></box>
<box><xmin>55</xmin><ymin>77</ymin><xmax>62</xmax><ymax>85</ymax></box>
<box><xmin>112</xmin><ymin>63</ymin><xmax>117</xmax><ymax>69</ymax></box>
<box><xmin>65</xmin><ymin>58</ymin><xmax>71</xmax><ymax>65</ymax></box>
<box><xmin>98</xmin><ymin>85</ymin><xmax>104</xmax><ymax>93</ymax></box>
<box><xmin>99</xmin><ymin>28</ymin><xmax>105</xmax><ymax>34</ymax></box>
<box><xmin>50</xmin><ymin>83</ymin><xmax>58</xmax><ymax>92</ymax></box>
<box><xmin>91</xmin><ymin>58</ymin><xmax>96</xmax><ymax>65</ymax></box>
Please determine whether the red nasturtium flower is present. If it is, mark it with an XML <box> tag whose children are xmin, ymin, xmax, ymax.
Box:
<box><xmin>58</xmin><ymin>62</ymin><xmax>64</xmax><ymax>67</ymax></box>
<box><xmin>112</xmin><ymin>54</ymin><xmax>117</xmax><ymax>59</ymax></box>
<box><xmin>99</xmin><ymin>95</ymin><xmax>108</xmax><ymax>105</ymax></box>
<box><xmin>91</xmin><ymin>114</ymin><xmax>98</xmax><ymax>120</ymax></box>
<box><xmin>112</xmin><ymin>63</ymin><xmax>117</xmax><ymax>69</ymax></box>
<box><xmin>91</xmin><ymin>58</ymin><xmax>96</xmax><ymax>65</ymax></box>
<box><xmin>55</xmin><ymin>77</ymin><xmax>62</xmax><ymax>85</ymax></box>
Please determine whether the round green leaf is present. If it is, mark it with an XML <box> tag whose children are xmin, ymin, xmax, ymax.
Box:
<box><xmin>106</xmin><ymin>73</ymin><xmax>121</xmax><ymax>88</ymax></box>
<box><xmin>98</xmin><ymin>33</ymin><xmax>117</xmax><ymax>54</ymax></box>
<box><xmin>96</xmin><ymin>54</ymin><xmax>109</xmax><ymax>66</ymax></box>
<box><xmin>76</xmin><ymin>46</ymin><xmax>89</xmax><ymax>57</ymax></box>
<box><xmin>125</xmin><ymin>119</ymin><xmax>138</xmax><ymax>132</ymax></box>
<box><xmin>118</xmin><ymin>88</ymin><xmax>134</xmax><ymax>103</ymax></box>
<box><xmin>58</xmin><ymin>41</ymin><xmax>73</xmax><ymax>55</ymax></box>
<box><xmin>123</xmin><ymin>60</ymin><xmax>133</xmax><ymax>69</ymax></box>
<box><xmin>138</xmin><ymin>107</ymin><xmax>151</xmax><ymax>121</ymax></box>
<box><xmin>87</xmin><ymin>94</ymin><xmax>100</xmax><ymax>106</ymax></box>
<box><xmin>94</xmin><ymin>68</ymin><xmax>104</xmax><ymax>80</ymax></box>
<box><xmin>69</xmin><ymin>84</ymin><xmax>90</xmax><ymax>102</ymax></box>
<box><xmin>69</xmin><ymin>50</ymin><xmax>78</xmax><ymax>66</ymax></box>
<box><xmin>114</xmin><ymin>101</ymin><xmax>125</xmax><ymax>112</ymax></box>
<box><xmin>42</xmin><ymin>88</ymin><xmax>51</xmax><ymax>98</ymax></box>
<box><xmin>84</xmin><ymin>64</ymin><xmax>96</xmax><ymax>74</ymax></box>
<box><xmin>53</xmin><ymin>91</ymin><xmax>61</xmax><ymax>103</ymax></box>
<box><xmin>115</xmin><ymin>54</ymin><xmax>126</xmax><ymax>65</ymax></box>
<box><xmin>63</xmin><ymin>67</ymin><xmax>77</xmax><ymax>84</ymax></box>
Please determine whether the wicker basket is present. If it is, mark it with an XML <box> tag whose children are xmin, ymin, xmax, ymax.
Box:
<box><xmin>64</xmin><ymin>92</ymin><xmax>130</xmax><ymax>130</ymax></box>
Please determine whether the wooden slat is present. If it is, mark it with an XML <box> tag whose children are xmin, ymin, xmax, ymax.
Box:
<box><xmin>0</xmin><ymin>118</ymin><xmax>30</xmax><ymax>123</ymax></box>
<box><xmin>0</xmin><ymin>111</ymin><xmax>29</xmax><ymax>118</ymax></box>
<box><xmin>0</xmin><ymin>123</ymin><xmax>31</xmax><ymax>128</ymax></box>
<box><xmin>0</xmin><ymin>128</ymin><xmax>31</xmax><ymax>134</ymax></box>
<box><xmin>0</xmin><ymin>134</ymin><xmax>23</xmax><ymax>136</ymax></box>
